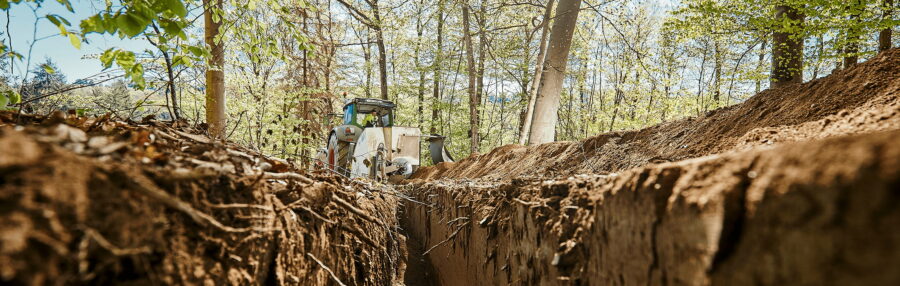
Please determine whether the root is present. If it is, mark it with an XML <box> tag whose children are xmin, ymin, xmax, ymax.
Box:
<box><xmin>111</xmin><ymin>167</ymin><xmax>278</xmax><ymax>233</ymax></box>
<box><xmin>422</xmin><ymin>221</ymin><xmax>470</xmax><ymax>256</ymax></box>
<box><xmin>307</xmin><ymin>253</ymin><xmax>348</xmax><ymax>286</ymax></box>
<box><xmin>83</xmin><ymin>227</ymin><xmax>152</xmax><ymax>256</ymax></box>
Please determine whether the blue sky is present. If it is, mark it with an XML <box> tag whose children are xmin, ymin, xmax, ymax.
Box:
<box><xmin>3</xmin><ymin>0</ymin><xmax>151</xmax><ymax>82</ymax></box>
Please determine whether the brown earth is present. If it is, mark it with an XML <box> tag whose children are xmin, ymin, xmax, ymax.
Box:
<box><xmin>411</xmin><ymin>48</ymin><xmax>900</xmax><ymax>181</ymax></box>
<box><xmin>0</xmin><ymin>112</ymin><xmax>406</xmax><ymax>285</ymax></box>
<box><xmin>404</xmin><ymin>130</ymin><xmax>900</xmax><ymax>285</ymax></box>
<box><xmin>402</xmin><ymin>49</ymin><xmax>900</xmax><ymax>285</ymax></box>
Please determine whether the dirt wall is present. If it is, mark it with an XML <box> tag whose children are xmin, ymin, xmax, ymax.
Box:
<box><xmin>404</xmin><ymin>130</ymin><xmax>900</xmax><ymax>285</ymax></box>
<box><xmin>0</xmin><ymin>114</ymin><xmax>406</xmax><ymax>285</ymax></box>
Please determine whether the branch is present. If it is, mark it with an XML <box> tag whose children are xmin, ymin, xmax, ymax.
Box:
<box><xmin>335</xmin><ymin>0</ymin><xmax>376</xmax><ymax>27</ymax></box>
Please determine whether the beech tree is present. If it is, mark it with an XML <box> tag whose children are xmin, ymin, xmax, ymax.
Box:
<box><xmin>771</xmin><ymin>3</ymin><xmax>804</xmax><ymax>87</ymax></box>
<box><xmin>528</xmin><ymin>0</ymin><xmax>582</xmax><ymax>145</ymax></box>
<box><xmin>205</xmin><ymin>0</ymin><xmax>226</xmax><ymax>137</ymax></box>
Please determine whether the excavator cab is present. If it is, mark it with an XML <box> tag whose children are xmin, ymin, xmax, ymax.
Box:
<box><xmin>323</xmin><ymin>97</ymin><xmax>453</xmax><ymax>180</ymax></box>
<box><xmin>342</xmin><ymin>98</ymin><xmax>395</xmax><ymax>128</ymax></box>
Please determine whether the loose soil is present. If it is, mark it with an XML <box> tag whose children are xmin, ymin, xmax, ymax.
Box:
<box><xmin>402</xmin><ymin>49</ymin><xmax>900</xmax><ymax>285</ymax></box>
<box><xmin>0</xmin><ymin>112</ymin><xmax>406</xmax><ymax>285</ymax></box>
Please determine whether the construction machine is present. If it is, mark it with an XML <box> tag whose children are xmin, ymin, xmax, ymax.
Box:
<box><xmin>318</xmin><ymin>98</ymin><xmax>454</xmax><ymax>181</ymax></box>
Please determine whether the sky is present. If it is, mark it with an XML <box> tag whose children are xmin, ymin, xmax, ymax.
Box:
<box><xmin>3</xmin><ymin>0</ymin><xmax>151</xmax><ymax>82</ymax></box>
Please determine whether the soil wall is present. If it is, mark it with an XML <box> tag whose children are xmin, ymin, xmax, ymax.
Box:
<box><xmin>0</xmin><ymin>115</ymin><xmax>406</xmax><ymax>285</ymax></box>
<box><xmin>404</xmin><ymin>130</ymin><xmax>900</xmax><ymax>285</ymax></box>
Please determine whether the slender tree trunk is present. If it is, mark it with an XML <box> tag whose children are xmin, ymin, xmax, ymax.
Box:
<box><xmin>362</xmin><ymin>32</ymin><xmax>373</xmax><ymax>98</ymax></box>
<box><xmin>204</xmin><ymin>0</ymin><xmax>226</xmax><ymax>137</ymax></box>
<box><xmin>844</xmin><ymin>0</ymin><xmax>862</xmax><ymax>68</ymax></box>
<box><xmin>713</xmin><ymin>40</ymin><xmax>722</xmax><ymax>103</ymax></box>
<box><xmin>431</xmin><ymin>0</ymin><xmax>445</xmax><ymax>134</ymax></box>
<box><xmin>756</xmin><ymin>38</ymin><xmax>767</xmax><ymax>93</ymax></box>
<box><xmin>375</xmin><ymin>32</ymin><xmax>389</xmax><ymax>100</ymax></box>
<box><xmin>528</xmin><ymin>0</ymin><xmax>582</xmax><ymax>145</ymax></box>
<box><xmin>519</xmin><ymin>0</ymin><xmax>555</xmax><ymax>145</ymax></box>
<box><xmin>771</xmin><ymin>4</ymin><xmax>804</xmax><ymax>87</ymax></box>
<box><xmin>462</xmin><ymin>2</ymin><xmax>479</xmax><ymax>155</ymax></box>
<box><xmin>879</xmin><ymin>0</ymin><xmax>894</xmax><ymax>51</ymax></box>
<box><xmin>415</xmin><ymin>0</ymin><xmax>425</xmax><ymax>128</ymax></box>
<box><xmin>476</xmin><ymin>0</ymin><xmax>487</xmax><ymax>139</ymax></box>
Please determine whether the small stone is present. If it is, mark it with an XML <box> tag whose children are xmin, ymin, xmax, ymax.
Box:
<box><xmin>87</xmin><ymin>136</ymin><xmax>109</xmax><ymax>149</ymax></box>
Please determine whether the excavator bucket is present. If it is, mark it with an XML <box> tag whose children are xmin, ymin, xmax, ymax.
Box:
<box><xmin>427</xmin><ymin>136</ymin><xmax>455</xmax><ymax>165</ymax></box>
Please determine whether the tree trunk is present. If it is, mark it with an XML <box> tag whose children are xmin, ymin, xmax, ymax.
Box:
<box><xmin>375</xmin><ymin>32</ymin><xmax>389</xmax><ymax>100</ymax></box>
<box><xmin>431</xmin><ymin>0</ymin><xmax>444</xmax><ymax>134</ymax></box>
<box><xmin>518</xmin><ymin>0</ymin><xmax>555</xmax><ymax>145</ymax></box>
<box><xmin>528</xmin><ymin>0</ymin><xmax>581</xmax><ymax>145</ymax></box>
<box><xmin>713</xmin><ymin>40</ymin><xmax>722</xmax><ymax>103</ymax></box>
<box><xmin>844</xmin><ymin>0</ymin><xmax>862</xmax><ymax>68</ymax></box>
<box><xmin>204</xmin><ymin>0</ymin><xmax>226</xmax><ymax>138</ymax></box>
<box><xmin>462</xmin><ymin>2</ymin><xmax>479</xmax><ymax>155</ymax></box>
<box><xmin>755</xmin><ymin>38</ymin><xmax>767</xmax><ymax>93</ymax></box>
<box><xmin>415</xmin><ymin>0</ymin><xmax>425</xmax><ymax>128</ymax></box>
<box><xmin>475</xmin><ymin>0</ymin><xmax>487</xmax><ymax>143</ymax></box>
<box><xmin>879</xmin><ymin>0</ymin><xmax>893</xmax><ymax>51</ymax></box>
<box><xmin>771</xmin><ymin>4</ymin><xmax>804</xmax><ymax>87</ymax></box>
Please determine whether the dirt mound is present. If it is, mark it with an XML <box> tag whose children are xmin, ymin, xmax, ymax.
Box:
<box><xmin>404</xmin><ymin>130</ymin><xmax>900</xmax><ymax>285</ymax></box>
<box><xmin>411</xmin><ymin>48</ymin><xmax>900</xmax><ymax>181</ymax></box>
<box><xmin>0</xmin><ymin>111</ymin><xmax>405</xmax><ymax>285</ymax></box>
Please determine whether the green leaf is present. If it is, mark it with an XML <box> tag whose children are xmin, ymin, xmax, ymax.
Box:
<box><xmin>8</xmin><ymin>90</ymin><xmax>20</xmax><ymax>104</ymax></box>
<box><xmin>100</xmin><ymin>48</ymin><xmax>116</xmax><ymax>69</ymax></box>
<box><xmin>165</xmin><ymin>0</ymin><xmax>187</xmax><ymax>17</ymax></box>
<box><xmin>115</xmin><ymin>50</ymin><xmax>136</xmax><ymax>68</ymax></box>
<box><xmin>116</xmin><ymin>13</ymin><xmax>147</xmax><ymax>37</ymax></box>
<box><xmin>41</xmin><ymin>63</ymin><xmax>56</xmax><ymax>74</ymax></box>
<box><xmin>68</xmin><ymin>33</ymin><xmax>81</xmax><ymax>49</ymax></box>
<box><xmin>56</xmin><ymin>0</ymin><xmax>74</xmax><ymax>12</ymax></box>
<box><xmin>1</xmin><ymin>89</ymin><xmax>20</xmax><ymax>107</ymax></box>
<box><xmin>0</xmin><ymin>0</ymin><xmax>9</xmax><ymax>10</ymax></box>
<box><xmin>80</xmin><ymin>14</ymin><xmax>105</xmax><ymax>33</ymax></box>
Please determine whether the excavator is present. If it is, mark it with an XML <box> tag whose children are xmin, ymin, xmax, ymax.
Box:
<box><xmin>317</xmin><ymin>97</ymin><xmax>454</xmax><ymax>181</ymax></box>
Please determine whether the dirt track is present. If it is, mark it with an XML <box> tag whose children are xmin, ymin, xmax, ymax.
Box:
<box><xmin>402</xmin><ymin>49</ymin><xmax>900</xmax><ymax>285</ymax></box>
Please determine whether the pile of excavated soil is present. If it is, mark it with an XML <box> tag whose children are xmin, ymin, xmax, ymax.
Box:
<box><xmin>411</xmin><ymin>48</ymin><xmax>900</xmax><ymax>181</ymax></box>
<box><xmin>404</xmin><ymin>130</ymin><xmax>900</xmax><ymax>285</ymax></box>
<box><xmin>0</xmin><ymin>111</ymin><xmax>406</xmax><ymax>285</ymax></box>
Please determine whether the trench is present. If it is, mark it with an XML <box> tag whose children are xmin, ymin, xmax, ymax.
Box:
<box><xmin>394</xmin><ymin>130</ymin><xmax>900</xmax><ymax>285</ymax></box>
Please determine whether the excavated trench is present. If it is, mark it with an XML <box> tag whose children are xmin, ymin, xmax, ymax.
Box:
<box><xmin>398</xmin><ymin>49</ymin><xmax>900</xmax><ymax>285</ymax></box>
<box><xmin>1</xmin><ymin>49</ymin><xmax>898</xmax><ymax>285</ymax></box>
<box><xmin>401</xmin><ymin>131</ymin><xmax>900</xmax><ymax>285</ymax></box>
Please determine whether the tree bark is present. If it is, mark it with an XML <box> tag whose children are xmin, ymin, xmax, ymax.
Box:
<box><xmin>771</xmin><ymin>4</ymin><xmax>804</xmax><ymax>88</ymax></box>
<box><xmin>415</xmin><ymin>0</ymin><xmax>426</xmax><ymax>128</ymax></box>
<box><xmin>528</xmin><ymin>0</ymin><xmax>581</xmax><ymax>145</ymax></box>
<box><xmin>431</xmin><ymin>0</ymin><xmax>445</xmax><ymax>134</ymax></box>
<box><xmin>373</xmin><ymin>2</ymin><xmax>389</xmax><ymax>100</ymax></box>
<box><xmin>518</xmin><ymin>0</ymin><xmax>555</xmax><ymax>145</ymax></box>
<box><xmin>844</xmin><ymin>0</ymin><xmax>862</xmax><ymax>68</ymax></box>
<box><xmin>462</xmin><ymin>2</ymin><xmax>479</xmax><ymax>155</ymax></box>
<box><xmin>204</xmin><ymin>0</ymin><xmax>226</xmax><ymax>138</ymax></box>
<box><xmin>879</xmin><ymin>0</ymin><xmax>894</xmax><ymax>51</ymax></box>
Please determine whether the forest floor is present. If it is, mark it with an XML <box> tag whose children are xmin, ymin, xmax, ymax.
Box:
<box><xmin>0</xmin><ymin>49</ymin><xmax>898</xmax><ymax>285</ymax></box>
